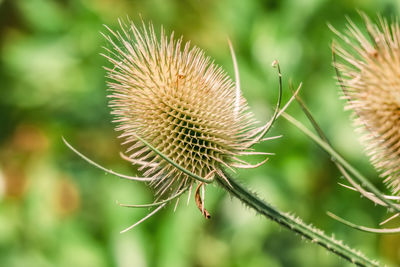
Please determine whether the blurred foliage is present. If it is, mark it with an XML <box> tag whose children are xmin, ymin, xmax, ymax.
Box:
<box><xmin>1</xmin><ymin>0</ymin><xmax>400</xmax><ymax>266</ymax></box>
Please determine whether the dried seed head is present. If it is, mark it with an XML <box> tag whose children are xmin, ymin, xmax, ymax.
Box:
<box><xmin>102</xmin><ymin>19</ymin><xmax>263</xmax><ymax>200</ymax></box>
<box><xmin>333</xmin><ymin>14</ymin><xmax>400</xmax><ymax>193</ymax></box>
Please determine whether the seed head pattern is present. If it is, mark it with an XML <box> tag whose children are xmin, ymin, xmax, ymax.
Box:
<box><xmin>333</xmin><ymin>15</ymin><xmax>400</xmax><ymax>193</ymax></box>
<box><xmin>102</xmin><ymin>19</ymin><xmax>271</xmax><ymax>203</ymax></box>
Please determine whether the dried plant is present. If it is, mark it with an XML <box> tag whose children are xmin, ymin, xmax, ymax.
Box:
<box><xmin>282</xmin><ymin>14</ymin><xmax>400</xmax><ymax>237</ymax></box>
<box><xmin>332</xmin><ymin>14</ymin><xmax>400</xmax><ymax>194</ymax></box>
<box><xmin>63</xmin><ymin>18</ymin><xmax>379</xmax><ymax>266</ymax></box>
<box><xmin>102</xmin><ymin>20</ymin><xmax>268</xmax><ymax>205</ymax></box>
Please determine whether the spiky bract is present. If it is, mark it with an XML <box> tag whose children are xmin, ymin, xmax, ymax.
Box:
<box><xmin>103</xmin><ymin>20</ymin><xmax>260</xmax><ymax>199</ymax></box>
<box><xmin>333</xmin><ymin>15</ymin><xmax>400</xmax><ymax>193</ymax></box>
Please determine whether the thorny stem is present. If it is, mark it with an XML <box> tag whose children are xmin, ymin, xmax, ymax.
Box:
<box><xmin>217</xmin><ymin>171</ymin><xmax>379</xmax><ymax>267</ymax></box>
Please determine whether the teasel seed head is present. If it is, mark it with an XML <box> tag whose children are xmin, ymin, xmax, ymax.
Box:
<box><xmin>332</xmin><ymin>14</ymin><xmax>400</xmax><ymax>193</ymax></box>
<box><xmin>102</xmin><ymin>19</ymin><xmax>272</xmax><ymax>204</ymax></box>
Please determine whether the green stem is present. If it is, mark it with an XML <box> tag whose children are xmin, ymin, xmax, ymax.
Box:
<box><xmin>282</xmin><ymin>113</ymin><xmax>400</xmax><ymax>214</ymax></box>
<box><xmin>217</xmin><ymin>172</ymin><xmax>379</xmax><ymax>267</ymax></box>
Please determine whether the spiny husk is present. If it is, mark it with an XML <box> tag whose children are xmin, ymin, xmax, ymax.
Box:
<box><xmin>333</xmin><ymin>14</ymin><xmax>400</xmax><ymax>194</ymax></box>
<box><xmin>103</xmin><ymin>19</ymin><xmax>260</xmax><ymax>199</ymax></box>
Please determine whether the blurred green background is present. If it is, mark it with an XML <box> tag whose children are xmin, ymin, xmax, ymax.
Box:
<box><xmin>1</xmin><ymin>0</ymin><xmax>400</xmax><ymax>266</ymax></box>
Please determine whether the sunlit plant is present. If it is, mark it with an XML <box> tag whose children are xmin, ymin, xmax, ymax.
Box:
<box><xmin>284</xmin><ymin>13</ymin><xmax>400</xmax><ymax>236</ymax></box>
<box><xmin>64</xmin><ymin>18</ymin><xmax>379</xmax><ymax>266</ymax></box>
<box><xmin>333</xmin><ymin>14</ymin><xmax>400</xmax><ymax>194</ymax></box>
<box><xmin>101</xmin><ymin>20</ymin><xmax>271</xmax><ymax>220</ymax></box>
<box><xmin>327</xmin><ymin>13</ymin><xmax>400</xmax><ymax>234</ymax></box>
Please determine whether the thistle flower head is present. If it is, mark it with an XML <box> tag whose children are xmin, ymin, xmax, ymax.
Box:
<box><xmin>102</xmin><ymin>19</ymin><xmax>271</xmax><ymax>204</ymax></box>
<box><xmin>333</xmin><ymin>14</ymin><xmax>400</xmax><ymax>193</ymax></box>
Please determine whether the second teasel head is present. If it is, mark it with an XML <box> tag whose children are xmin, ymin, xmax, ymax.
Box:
<box><xmin>332</xmin><ymin>14</ymin><xmax>400</xmax><ymax>193</ymax></box>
